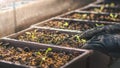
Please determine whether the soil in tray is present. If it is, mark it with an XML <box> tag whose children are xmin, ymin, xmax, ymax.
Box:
<box><xmin>39</xmin><ymin>20</ymin><xmax>106</xmax><ymax>31</ymax></box>
<box><xmin>0</xmin><ymin>42</ymin><xmax>80</xmax><ymax>68</ymax></box>
<box><xmin>97</xmin><ymin>2</ymin><xmax>120</xmax><ymax>7</ymax></box>
<box><xmin>63</xmin><ymin>12</ymin><xmax>120</xmax><ymax>22</ymax></box>
<box><xmin>84</xmin><ymin>6</ymin><xmax>120</xmax><ymax>13</ymax></box>
<box><xmin>17</xmin><ymin>29</ymin><xmax>86</xmax><ymax>48</ymax></box>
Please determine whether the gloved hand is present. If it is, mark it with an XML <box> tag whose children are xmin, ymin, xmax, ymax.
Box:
<box><xmin>80</xmin><ymin>24</ymin><xmax>120</xmax><ymax>40</ymax></box>
<box><xmin>80</xmin><ymin>24</ymin><xmax>120</xmax><ymax>57</ymax></box>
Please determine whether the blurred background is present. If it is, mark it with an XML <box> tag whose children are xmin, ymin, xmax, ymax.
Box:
<box><xmin>0</xmin><ymin>0</ymin><xmax>95</xmax><ymax>37</ymax></box>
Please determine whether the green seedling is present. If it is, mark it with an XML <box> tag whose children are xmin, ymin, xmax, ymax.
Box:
<box><xmin>25</xmin><ymin>29</ymin><xmax>38</xmax><ymax>41</ymax></box>
<box><xmin>63</xmin><ymin>22</ymin><xmax>69</xmax><ymax>27</ymax></box>
<box><xmin>74</xmin><ymin>35</ymin><xmax>87</xmax><ymax>44</ymax></box>
<box><xmin>105</xmin><ymin>3</ymin><xmax>115</xmax><ymax>7</ymax></box>
<box><xmin>40</xmin><ymin>48</ymin><xmax>52</xmax><ymax>66</ymax></box>
<box><xmin>94</xmin><ymin>5</ymin><xmax>104</xmax><ymax>12</ymax></box>
<box><xmin>81</xmin><ymin>14</ymin><xmax>87</xmax><ymax>19</ymax></box>
<box><xmin>81</xmin><ymin>39</ymin><xmax>87</xmax><ymax>44</ymax></box>
<box><xmin>109</xmin><ymin>13</ymin><xmax>118</xmax><ymax>21</ymax></box>
<box><xmin>110</xmin><ymin>3</ymin><xmax>115</xmax><ymax>7</ymax></box>
<box><xmin>95</xmin><ymin>23</ymin><xmax>104</xmax><ymax>27</ymax></box>
<box><xmin>74</xmin><ymin>35</ymin><xmax>80</xmax><ymax>42</ymax></box>
<box><xmin>35</xmin><ymin>51</ymin><xmax>41</xmax><ymax>55</ymax></box>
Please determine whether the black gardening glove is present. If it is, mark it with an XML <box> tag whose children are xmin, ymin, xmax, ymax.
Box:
<box><xmin>80</xmin><ymin>24</ymin><xmax>120</xmax><ymax>40</ymax></box>
<box><xmin>80</xmin><ymin>24</ymin><xmax>120</xmax><ymax>57</ymax></box>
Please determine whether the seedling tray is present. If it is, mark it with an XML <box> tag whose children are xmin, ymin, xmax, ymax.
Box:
<box><xmin>6</xmin><ymin>27</ymin><xmax>87</xmax><ymax>48</ymax></box>
<box><xmin>60</xmin><ymin>11</ymin><xmax>120</xmax><ymax>23</ymax></box>
<box><xmin>0</xmin><ymin>38</ymin><xmax>92</xmax><ymax>68</ymax></box>
<box><xmin>81</xmin><ymin>5</ymin><xmax>120</xmax><ymax>14</ymax></box>
<box><xmin>96</xmin><ymin>2</ymin><xmax>120</xmax><ymax>7</ymax></box>
<box><xmin>32</xmin><ymin>18</ymin><xmax>112</xmax><ymax>32</ymax></box>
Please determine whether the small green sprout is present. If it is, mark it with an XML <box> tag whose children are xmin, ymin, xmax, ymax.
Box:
<box><xmin>45</xmin><ymin>48</ymin><xmax>52</xmax><ymax>55</ymax></box>
<box><xmin>40</xmin><ymin>48</ymin><xmax>52</xmax><ymax>66</ymax></box>
<box><xmin>74</xmin><ymin>35</ymin><xmax>87</xmax><ymax>44</ymax></box>
<box><xmin>110</xmin><ymin>3</ymin><xmax>115</xmax><ymax>7</ymax></box>
<box><xmin>94</xmin><ymin>5</ymin><xmax>104</xmax><ymax>12</ymax></box>
<box><xmin>74</xmin><ymin>35</ymin><xmax>80</xmax><ymax>42</ymax></box>
<box><xmin>25</xmin><ymin>29</ymin><xmax>38</xmax><ymax>41</ymax></box>
<box><xmin>63</xmin><ymin>22</ymin><xmax>69</xmax><ymax>27</ymax></box>
<box><xmin>81</xmin><ymin>14</ymin><xmax>87</xmax><ymax>19</ymax></box>
<box><xmin>25</xmin><ymin>32</ymin><xmax>31</xmax><ymax>35</ymax></box>
<box><xmin>41</xmin><ymin>57</ymin><xmax>46</xmax><ymax>61</ymax></box>
<box><xmin>105</xmin><ymin>3</ymin><xmax>115</xmax><ymax>7</ymax></box>
<box><xmin>35</xmin><ymin>51</ymin><xmax>41</xmax><ymax>55</ymax></box>
<box><xmin>81</xmin><ymin>39</ymin><xmax>87</xmax><ymax>44</ymax></box>
<box><xmin>95</xmin><ymin>23</ymin><xmax>104</xmax><ymax>27</ymax></box>
<box><xmin>109</xmin><ymin>13</ymin><xmax>118</xmax><ymax>21</ymax></box>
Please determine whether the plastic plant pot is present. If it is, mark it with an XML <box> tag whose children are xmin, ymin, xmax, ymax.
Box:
<box><xmin>5</xmin><ymin>27</ymin><xmax>87</xmax><ymax>48</ymax></box>
<box><xmin>32</xmin><ymin>18</ymin><xmax>112</xmax><ymax>32</ymax></box>
<box><xmin>60</xmin><ymin>11</ymin><xmax>120</xmax><ymax>23</ymax></box>
<box><xmin>0</xmin><ymin>38</ymin><xmax>92</xmax><ymax>68</ymax></box>
<box><xmin>81</xmin><ymin>5</ymin><xmax>120</xmax><ymax>14</ymax></box>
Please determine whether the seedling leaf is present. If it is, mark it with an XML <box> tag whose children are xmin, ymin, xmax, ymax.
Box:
<box><xmin>81</xmin><ymin>39</ymin><xmax>86</xmax><ymax>43</ymax></box>
<box><xmin>110</xmin><ymin>3</ymin><xmax>115</xmax><ymax>7</ymax></box>
<box><xmin>25</xmin><ymin>32</ymin><xmax>31</xmax><ymax>35</ymax></box>
<box><xmin>63</xmin><ymin>22</ymin><xmax>69</xmax><ymax>27</ymax></box>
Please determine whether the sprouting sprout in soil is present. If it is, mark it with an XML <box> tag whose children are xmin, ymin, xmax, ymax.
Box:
<box><xmin>63</xmin><ymin>22</ymin><xmax>69</xmax><ymax>27</ymax></box>
<box><xmin>74</xmin><ymin>35</ymin><xmax>87</xmax><ymax>44</ymax></box>
<box><xmin>95</xmin><ymin>23</ymin><xmax>104</xmax><ymax>27</ymax></box>
<box><xmin>105</xmin><ymin>3</ymin><xmax>115</xmax><ymax>7</ymax></box>
<box><xmin>81</xmin><ymin>14</ymin><xmax>87</xmax><ymax>19</ymax></box>
<box><xmin>109</xmin><ymin>13</ymin><xmax>118</xmax><ymax>21</ymax></box>
<box><xmin>110</xmin><ymin>3</ymin><xmax>115</xmax><ymax>7</ymax></box>
<box><xmin>40</xmin><ymin>48</ymin><xmax>52</xmax><ymax>66</ymax></box>
<box><xmin>35</xmin><ymin>51</ymin><xmax>41</xmax><ymax>55</ymax></box>
<box><xmin>94</xmin><ymin>5</ymin><xmax>104</xmax><ymax>12</ymax></box>
<box><xmin>25</xmin><ymin>29</ymin><xmax>38</xmax><ymax>41</ymax></box>
<box><xmin>74</xmin><ymin>35</ymin><xmax>80</xmax><ymax>42</ymax></box>
<box><xmin>81</xmin><ymin>39</ymin><xmax>87</xmax><ymax>44</ymax></box>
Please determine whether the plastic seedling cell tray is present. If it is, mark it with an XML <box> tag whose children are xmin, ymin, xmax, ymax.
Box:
<box><xmin>6</xmin><ymin>27</ymin><xmax>87</xmax><ymax>48</ymax></box>
<box><xmin>82</xmin><ymin>5</ymin><xmax>120</xmax><ymax>14</ymax></box>
<box><xmin>32</xmin><ymin>18</ymin><xmax>112</xmax><ymax>32</ymax></box>
<box><xmin>0</xmin><ymin>38</ymin><xmax>92</xmax><ymax>68</ymax></box>
<box><xmin>61</xmin><ymin>11</ymin><xmax>120</xmax><ymax>23</ymax></box>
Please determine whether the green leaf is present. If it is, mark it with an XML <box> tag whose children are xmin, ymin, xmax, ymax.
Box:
<box><xmin>42</xmin><ymin>57</ymin><xmax>46</xmax><ymax>61</ymax></box>
<box><xmin>82</xmin><ymin>14</ymin><xmax>87</xmax><ymax>17</ymax></box>
<box><xmin>110</xmin><ymin>13</ymin><xmax>114</xmax><ymax>18</ymax></box>
<box><xmin>81</xmin><ymin>39</ymin><xmax>86</xmax><ymax>43</ymax></box>
<box><xmin>63</xmin><ymin>22</ymin><xmax>69</xmax><ymax>27</ymax></box>
<box><xmin>75</xmin><ymin>35</ymin><xmax>80</xmax><ymax>42</ymax></box>
<box><xmin>34</xmin><ymin>29</ymin><xmax>38</xmax><ymax>33</ymax></box>
<box><xmin>47</xmin><ymin>47</ymin><xmax>52</xmax><ymax>51</ymax></box>
<box><xmin>110</xmin><ymin>3</ymin><xmax>115</xmax><ymax>7</ymax></box>
<box><xmin>100</xmin><ymin>6</ymin><xmax>104</xmax><ymax>10</ymax></box>
<box><xmin>25</xmin><ymin>32</ymin><xmax>31</xmax><ymax>35</ymax></box>
<box><xmin>35</xmin><ymin>52</ymin><xmax>41</xmax><ymax>55</ymax></box>
<box><xmin>96</xmin><ymin>24</ymin><xmax>104</xmax><ymax>27</ymax></box>
<box><xmin>31</xmin><ymin>35</ymin><xmax>36</xmax><ymax>39</ymax></box>
<box><xmin>95</xmin><ymin>24</ymin><xmax>99</xmax><ymax>27</ymax></box>
<box><xmin>105</xmin><ymin>4</ymin><xmax>109</xmax><ymax>7</ymax></box>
